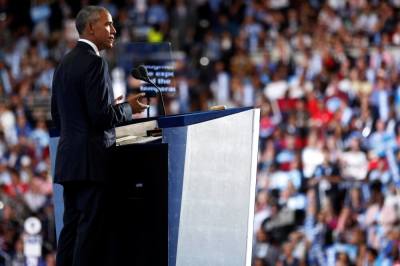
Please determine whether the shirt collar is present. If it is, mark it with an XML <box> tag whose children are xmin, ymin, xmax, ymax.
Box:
<box><xmin>78</xmin><ymin>38</ymin><xmax>100</xmax><ymax>56</ymax></box>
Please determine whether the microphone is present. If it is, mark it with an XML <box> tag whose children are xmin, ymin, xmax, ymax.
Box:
<box><xmin>131</xmin><ymin>65</ymin><xmax>166</xmax><ymax>116</ymax></box>
<box><xmin>130</xmin><ymin>68</ymin><xmax>143</xmax><ymax>80</ymax></box>
<box><xmin>137</xmin><ymin>65</ymin><xmax>150</xmax><ymax>82</ymax></box>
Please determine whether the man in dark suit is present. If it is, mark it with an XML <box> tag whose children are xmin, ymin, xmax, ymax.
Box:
<box><xmin>51</xmin><ymin>5</ymin><xmax>148</xmax><ymax>266</ymax></box>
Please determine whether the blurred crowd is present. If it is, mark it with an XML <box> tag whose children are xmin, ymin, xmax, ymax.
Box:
<box><xmin>1</xmin><ymin>0</ymin><xmax>400</xmax><ymax>265</ymax></box>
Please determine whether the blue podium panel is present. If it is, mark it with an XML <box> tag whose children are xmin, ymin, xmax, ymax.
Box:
<box><xmin>157</xmin><ymin>107</ymin><xmax>253</xmax><ymax>128</ymax></box>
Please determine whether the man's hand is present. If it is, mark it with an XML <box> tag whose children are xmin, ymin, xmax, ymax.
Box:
<box><xmin>113</xmin><ymin>95</ymin><xmax>124</xmax><ymax>105</ymax></box>
<box><xmin>127</xmin><ymin>93</ymin><xmax>149</xmax><ymax>114</ymax></box>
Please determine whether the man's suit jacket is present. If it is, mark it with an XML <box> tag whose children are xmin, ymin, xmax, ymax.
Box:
<box><xmin>51</xmin><ymin>41</ymin><xmax>132</xmax><ymax>184</ymax></box>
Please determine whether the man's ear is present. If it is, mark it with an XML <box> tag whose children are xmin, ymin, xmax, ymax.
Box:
<box><xmin>88</xmin><ymin>22</ymin><xmax>94</xmax><ymax>35</ymax></box>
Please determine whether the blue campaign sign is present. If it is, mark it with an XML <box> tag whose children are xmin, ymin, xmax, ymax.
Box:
<box><xmin>116</xmin><ymin>42</ymin><xmax>175</xmax><ymax>94</ymax></box>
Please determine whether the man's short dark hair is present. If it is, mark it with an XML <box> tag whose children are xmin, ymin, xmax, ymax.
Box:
<box><xmin>75</xmin><ymin>6</ymin><xmax>107</xmax><ymax>35</ymax></box>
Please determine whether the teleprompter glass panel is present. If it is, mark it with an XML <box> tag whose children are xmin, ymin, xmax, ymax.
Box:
<box><xmin>116</xmin><ymin>42</ymin><xmax>175</xmax><ymax>96</ymax></box>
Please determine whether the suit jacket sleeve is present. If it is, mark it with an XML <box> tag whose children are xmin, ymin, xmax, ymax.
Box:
<box><xmin>85</xmin><ymin>57</ymin><xmax>132</xmax><ymax>130</ymax></box>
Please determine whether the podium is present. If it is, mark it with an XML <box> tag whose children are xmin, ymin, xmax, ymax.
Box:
<box><xmin>50</xmin><ymin>107</ymin><xmax>260</xmax><ymax>266</ymax></box>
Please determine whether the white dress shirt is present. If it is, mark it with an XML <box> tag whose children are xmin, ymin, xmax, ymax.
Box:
<box><xmin>78</xmin><ymin>38</ymin><xmax>100</xmax><ymax>56</ymax></box>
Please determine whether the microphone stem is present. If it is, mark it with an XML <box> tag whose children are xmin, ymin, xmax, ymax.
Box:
<box><xmin>146</xmin><ymin>79</ymin><xmax>166</xmax><ymax>116</ymax></box>
<box><xmin>146</xmin><ymin>96</ymin><xmax>150</xmax><ymax>118</ymax></box>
